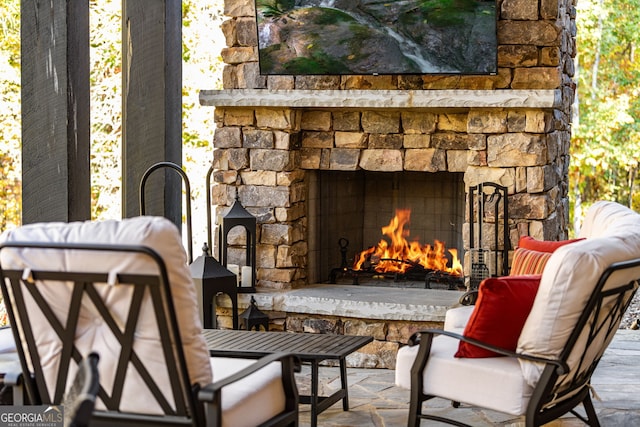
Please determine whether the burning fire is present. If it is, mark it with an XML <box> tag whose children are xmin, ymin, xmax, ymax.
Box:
<box><xmin>353</xmin><ymin>209</ymin><xmax>463</xmax><ymax>276</ymax></box>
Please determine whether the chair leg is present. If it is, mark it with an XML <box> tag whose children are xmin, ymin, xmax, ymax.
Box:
<box><xmin>582</xmin><ymin>393</ymin><xmax>601</xmax><ymax>427</ymax></box>
<box><xmin>407</xmin><ymin>389</ymin><xmax>422</xmax><ymax>427</ymax></box>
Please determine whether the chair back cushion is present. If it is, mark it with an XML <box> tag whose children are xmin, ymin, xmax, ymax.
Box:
<box><xmin>578</xmin><ymin>200</ymin><xmax>640</xmax><ymax>239</ymax></box>
<box><xmin>0</xmin><ymin>217</ymin><xmax>212</xmax><ymax>414</ymax></box>
<box><xmin>517</xmin><ymin>202</ymin><xmax>640</xmax><ymax>387</ymax></box>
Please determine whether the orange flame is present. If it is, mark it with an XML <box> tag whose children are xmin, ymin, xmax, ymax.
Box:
<box><xmin>353</xmin><ymin>209</ymin><xmax>462</xmax><ymax>276</ymax></box>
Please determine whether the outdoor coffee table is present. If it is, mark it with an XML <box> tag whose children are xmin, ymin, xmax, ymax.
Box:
<box><xmin>202</xmin><ymin>329</ymin><xmax>373</xmax><ymax>427</ymax></box>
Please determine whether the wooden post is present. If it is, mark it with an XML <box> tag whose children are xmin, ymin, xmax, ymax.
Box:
<box><xmin>21</xmin><ymin>0</ymin><xmax>91</xmax><ymax>224</ymax></box>
<box><xmin>122</xmin><ymin>0</ymin><xmax>182</xmax><ymax>228</ymax></box>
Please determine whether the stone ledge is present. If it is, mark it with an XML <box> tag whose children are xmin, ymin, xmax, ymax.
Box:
<box><xmin>222</xmin><ymin>284</ymin><xmax>464</xmax><ymax>323</ymax></box>
<box><xmin>214</xmin><ymin>285</ymin><xmax>464</xmax><ymax>368</ymax></box>
<box><xmin>199</xmin><ymin>89</ymin><xmax>561</xmax><ymax>109</ymax></box>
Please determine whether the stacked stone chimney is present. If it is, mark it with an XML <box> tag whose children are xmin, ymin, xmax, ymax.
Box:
<box><xmin>201</xmin><ymin>0</ymin><xmax>577</xmax><ymax>289</ymax></box>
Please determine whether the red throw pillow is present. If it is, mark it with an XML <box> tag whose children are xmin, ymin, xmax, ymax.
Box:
<box><xmin>455</xmin><ymin>275</ymin><xmax>541</xmax><ymax>358</ymax></box>
<box><xmin>517</xmin><ymin>236</ymin><xmax>584</xmax><ymax>253</ymax></box>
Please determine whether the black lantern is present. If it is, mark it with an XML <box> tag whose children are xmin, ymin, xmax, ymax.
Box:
<box><xmin>190</xmin><ymin>243</ymin><xmax>239</xmax><ymax>329</ymax></box>
<box><xmin>218</xmin><ymin>196</ymin><xmax>257</xmax><ymax>293</ymax></box>
<box><xmin>239</xmin><ymin>296</ymin><xmax>269</xmax><ymax>331</ymax></box>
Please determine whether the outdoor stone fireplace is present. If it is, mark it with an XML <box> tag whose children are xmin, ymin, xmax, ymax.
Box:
<box><xmin>199</xmin><ymin>0</ymin><xmax>577</xmax><ymax>367</ymax></box>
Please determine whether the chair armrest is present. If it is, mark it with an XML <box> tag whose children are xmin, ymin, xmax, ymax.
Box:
<box><xmin>198</xmin><ymin>352</ymin><xmax>300</xmax><ymax>401</ymax></box>
<box><xmin>1</xmin><ymin>369</ymin><xmax>26</xmax><ymax>405</ymax></box>
<box><xmin>409</xmin><ymin>329</ymin><xmax>569</xmax><ymax>375</ymax></box>
<box><xmin>458</xmin><ymin>289</ymin><xmax>478</xmax><ymax>305</ymax></box>
<box><xmin>197</xmin><ymin>352</ymin><xmax>299</xmax><ymax>427</ymax></box>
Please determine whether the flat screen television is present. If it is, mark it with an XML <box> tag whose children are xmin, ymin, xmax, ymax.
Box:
<box><xmin>254</xmin><ymin>0</ymin><xmax>497</xmax><ymax>76</ymax></box>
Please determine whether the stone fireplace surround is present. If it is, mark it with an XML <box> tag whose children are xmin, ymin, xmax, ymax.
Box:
<box><xmin>204</xmin><ymin>89</ymin><xmax>567</xmax><ymax>281</ymax></box>
<box><xmin>199</xmin><ymin>0</ymin><xmax>576</xmax><ymax>368</ymax></box>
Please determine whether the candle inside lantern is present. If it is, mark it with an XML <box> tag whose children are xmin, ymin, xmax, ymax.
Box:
<box><xmin>227</xmin><ymin>264</ymin><xmax>240</xmax><ymax>285</ymax></box>
<box><xmin>241</xmin><ymin>266</ymin><xmax>253</xmax><ymax>287</ymax></box>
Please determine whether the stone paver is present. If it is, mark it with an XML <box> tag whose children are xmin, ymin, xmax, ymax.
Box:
<box><xmin>296</xmin><ymin>330</ymin><xmax>640</xmax><ymax>426</ymax></box>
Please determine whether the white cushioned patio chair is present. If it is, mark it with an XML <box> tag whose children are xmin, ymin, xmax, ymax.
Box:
<box><xmin>0</xmin><ymin>216</ymin><xmax>299</xmax><ymax>427</ymax></box>
<box><xmin>395</xmin><ymin>201</ymin><xmax>640</xmax><ymax>426</ymax></box>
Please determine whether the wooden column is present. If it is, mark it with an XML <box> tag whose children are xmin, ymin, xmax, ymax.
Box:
<box><xmin>21</xmin><ymin>0</ymin><xmax>91</xmax><ymax>224</ymax></box>
<box><xmin>122</xmin><ymin>0</ymin><xmax>182</xmax><ymax>227</ymax></box>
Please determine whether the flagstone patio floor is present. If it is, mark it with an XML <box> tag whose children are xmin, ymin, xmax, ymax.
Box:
<box><xmin>295</xmin><ymin>329</ymin><xmax>640</xmax><ymax>426</ymax></box>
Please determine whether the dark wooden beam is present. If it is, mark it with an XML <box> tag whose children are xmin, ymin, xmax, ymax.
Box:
<box><xmin>122</xmin><ymin>0</ymin><xmax>182</xmax><ymax>228</ymax></box>
<box><xmin>21</xmin><ymin>0</ymin><xmax>91</xmax><ymax>224</ymax></box>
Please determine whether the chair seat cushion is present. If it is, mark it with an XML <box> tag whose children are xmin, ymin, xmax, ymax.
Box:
<box><xmin>395</xmin><ymin>334</ymin><xmax>532</xmax><ymax>416</ymax></box>
<box><xmin>211</xmin><ymin>357</ymin><xmax>286</xmax><ymax>427</ymax></box>
<box><xmin>0</xmin><ymin>327</ymin><xmax>19</xmax><ymax>375</ymax></box>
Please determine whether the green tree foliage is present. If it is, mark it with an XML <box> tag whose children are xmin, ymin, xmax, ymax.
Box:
<box><xmin>89</xmin><ymin>0</ymin><xmax>124</xmax><ymax>220</ymax></box>
<box><xmin>90</xmin><ymin>0</ymin><xmax>225</xmax><ymax>222</ymax></box>
<box><xmin>0</xmin><ymin>0</ymin><xmax>21</xmax><ymax>232</ymax></box>
<box><xmin>181</xmin><ymin>1</ymin><xmax>225</xmax><ymax>247</ymax></box>
<box><xmin>572</xmin><ymin>0</ymin><xmax>640</xmax><ymax>221</ymax></box>
<box><xmin>0</xmin><ymin>1</ymin><xmax>224</xmax><ymax>228</ymax></box>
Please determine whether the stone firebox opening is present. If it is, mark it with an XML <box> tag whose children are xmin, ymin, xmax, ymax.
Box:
<box><xmin>307</xmin><ymin>170</ymin><xmax>465</xmax><ymax>286</ymax></box>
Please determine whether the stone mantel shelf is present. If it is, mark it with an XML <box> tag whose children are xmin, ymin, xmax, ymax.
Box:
<box><xmin>199</xmin><ymin>88</ymin><xmax>561</xmax><ymax>109</ymax></box>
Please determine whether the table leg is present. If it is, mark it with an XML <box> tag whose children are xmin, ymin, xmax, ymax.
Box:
<box><xmin>310</xmin><ymin>360</ymin><xmax>319</xmax><ymax>427</ymax></box>
<box><xmin>340</xmin><ymin>357</ymin><xmax>349</xmax><ymax>411</ymax></box>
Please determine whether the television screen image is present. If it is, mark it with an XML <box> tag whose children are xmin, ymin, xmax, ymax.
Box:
<box><xmin>255</xmin><ymin>0</ymin><xmax>497</xmax><ymax>76</ymax></box>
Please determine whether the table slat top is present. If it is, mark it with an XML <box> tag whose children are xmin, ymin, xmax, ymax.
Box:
<box><xmin>203</xmin><ymin>329</ymin><xmax>373</xmax><ymax>360</ymax></box>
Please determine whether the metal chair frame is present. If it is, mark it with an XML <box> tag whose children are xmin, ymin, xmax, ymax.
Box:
<box><xmin>407</xmin><ymin>257</ymin><xmax>640</xmax><ymax>427</ymax></box>
<box><xmin>0</xmin><ymin>242</ymin><xmax>298</xmax><ymax>427</ymax></box>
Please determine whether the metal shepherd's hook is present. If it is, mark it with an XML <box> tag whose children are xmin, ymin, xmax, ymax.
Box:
<box><xmin>139</xmin><ymin>161</ymin><xmax>193</xmax><ymax>263</ymax></box>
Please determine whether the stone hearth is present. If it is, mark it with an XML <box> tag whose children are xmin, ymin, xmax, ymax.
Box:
<box><xmin>215</xmin><ymin>285</ymin><xmax>462</xmax><ymax>369</ymax></box>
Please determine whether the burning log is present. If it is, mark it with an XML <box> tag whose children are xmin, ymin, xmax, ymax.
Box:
<box><xmin>352</xmin><ymin>208</ymin><xmax>462</xmax><ymax>277</ymax></box>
